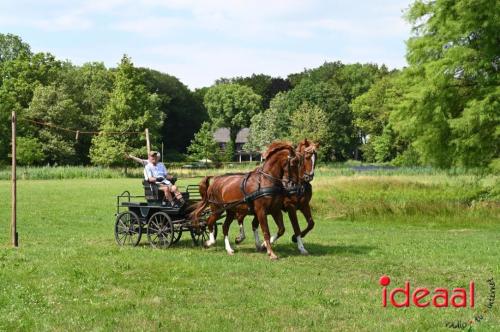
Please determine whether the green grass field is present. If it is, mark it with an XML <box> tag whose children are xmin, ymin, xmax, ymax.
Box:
<box><xmin>0</xmin><ymin>169</ymin><xmax>499</xmax><ymax>331</ymax></box>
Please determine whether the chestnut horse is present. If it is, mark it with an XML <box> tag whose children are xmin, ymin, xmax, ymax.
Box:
<box><xmin>190</xmin><ymin>142</ymin><xmax>304</xmax><ymax>259</ymax></box>
<box><xmin>236</xmin><ymin>139</ymin><xmax>318</xmax><ymax>254</ymax></box>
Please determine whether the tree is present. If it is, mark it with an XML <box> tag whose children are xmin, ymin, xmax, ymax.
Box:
<box><xmin>245</xmin><ymin>92</ymin><xmax>291</xmax><ymax>152</ymax></box>
<box><xmin>289</xmin><ymin>103</ymin><xmax>329</xmax><ymax>155</ymax></box>
<box><xmin>217</xmin><ymin>74</ymin><xmax>291</xmax><ymax>109</ymax></box>
<box><xmin>90</xmin><ymin>55</ymin><xmax>162</xmax><ymax>167</ymax></box>
<box><xmin>139</xmin><ymin>68</ymin><xmax>208</xmax><ymax>154</ymax></box>
<box><xmin>392</xmin><ymin>0</ymin><xmax>500</xmax><ymax>168</ymax></box>
<box><xmin>26</xmin><ymin>84</ymin><xmax>81</xmax><ymax>164</ymax></box>
<box><xmin>58</xmin><ymin>62</ymin><xmax>114</xmax><ymax>163</ymax></box>
<box><xmin>286</xmin><ymin>79</ymin><xmax>353</xmax><ymax>160</ymax></box>
<box><xmin>0</xmin><ymin>33</ymin><xmax>31</xmax><ymax>65</ymax></box>
<box><xmin>351</xmin><ymin>73</ymin><xmax>407</xmax><ymax>162</ymax></box>
<box><xmin>187</xmin><ymin>122</ymin><xmax>220</xmax><ymax>162</ymax></box>
<box><xmin>16</xmin><ymin>137</ymin><xmax>45</xmax><ymax>166</ymax></box>
<box><xmin>204</xmin><ymin>83</ymin><xmax>261</xmax><ymax>160</ymax></box>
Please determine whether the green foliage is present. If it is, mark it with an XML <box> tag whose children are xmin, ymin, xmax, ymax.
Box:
<box><xmin>26</xmin><ymin>84</ymin><xmax>81</xmax><ymax>164</ymax></box>
<box><xmin>90</xmin><ymin>55</ymin><xmax>162</xmax><ymax>167</ymax></box>
<box><xmin>449</xmin><ymin>87</ymin><xmax>500</xmax><ymax>167</ymax></box>
<box><xmin>392</xmin><ymin>0</ymin><xmax>500</xmax><ymax>168</ymax></box>
<box><xmin>140</xmin><ymin>68</ymin><xmax>207</xmax><ymax>152</ymax></box>
<box><xmin>0</xmin><ymin>27</ymin><xmax>497</xmax><ymax>171</ymax></box>
<box><xmin>245</xmin><ymin>92</ymin><xmax>291</xmax><ymax>152</ymax></box>
<box><xmin>352</xmin><ymin>74</ymin><xmax>400</xmax><ymax>142</ymax></box>
<box><xmin>221</xmin><ymin>140</ymin><xmax>235</xmax><ymax>162</ymax></box>
<box><xmin>187</xmin><ymin>122</ymin><xmax>220</xmax><ymax>162</ymax></box>
<box><xmin>288</xmin><ymin>61</ymin><xmax>389</xmax><ymax>103</ymax></box>
<box><xmin>286</xmin><ymin>79</ymin><xmax>353</xmax><ymax>160</ymax></box>
<box><xmin>217</xmin><ymin>74</ymin><xmax>291</xmax><ymax>108</ymax></box>
<box><xmin>0</xmin><ymin>33</ymin><xmax>31</xmax><ymax>65</ymax></box>
<box><xmin>0</xmin><ymin>49</ymin><xmax>64</xmax><ymax>165</ymax></box>
<box><xmin>16</xmin><ymin>137</ymin><xmax>44</xmax><ymax>166</ymax></box>
<box><xmin>289</xmin><ymin>103</ymin><xmax>329</xmax><ymax>155</ymax></box>
<box><xmin>204</xmin><ymin>83</ymin><xmax>261</xmax><ymax>154</ymax></box>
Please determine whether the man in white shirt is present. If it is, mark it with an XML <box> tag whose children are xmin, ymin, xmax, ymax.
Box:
<box><xmin>126</xmin><ymin>151</ymin><xmax>184</xmax><ymax>207</ymax></box>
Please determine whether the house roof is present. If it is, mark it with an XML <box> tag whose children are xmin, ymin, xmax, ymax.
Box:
<box><xmin>213</xmin><ymin>128</ymin><xmax>250</xmax><ymax>143</ymax></box>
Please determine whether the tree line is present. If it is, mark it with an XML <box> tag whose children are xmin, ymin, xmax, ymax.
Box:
<box><xmin>1</xmin><ymin>0</ymin><xmax>498</xmax><ymax>169</ymax></box>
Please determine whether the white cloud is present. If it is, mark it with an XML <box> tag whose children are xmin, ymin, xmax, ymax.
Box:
<box><xmin>112</xmin><ymin>17</ymin><xmax>190</xmax><ymax>35</ymax></box>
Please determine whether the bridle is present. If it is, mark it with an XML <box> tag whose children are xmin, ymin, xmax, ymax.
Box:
<box><xmin>302</xmin><ymin>150</ymin><xmax>317</xmax><ymax>182</ymax></box>
<box><xmin>258</xmin><ymin>149</ymin><xmax>303</xmax><ymax>190</ymax></box>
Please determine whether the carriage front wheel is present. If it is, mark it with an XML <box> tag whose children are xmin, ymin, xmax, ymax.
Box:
<box><xmin>190</xmin><ymin>223</ymin><xmax>218</xmax><ymax>246</ymax></box>
<box><xmin>147</xmin><ymin>212</ymin><xmax>174</xmax><ymax>248</ymax></box>
<box><xmin>115</xmin><ymin>211</ymin><xmax>142</xmax><ymax>246</ymax></box>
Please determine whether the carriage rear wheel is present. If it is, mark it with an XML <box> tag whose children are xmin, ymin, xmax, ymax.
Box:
<box><xmin>172</xmin><ymin>227</ymin><xmax>182</xmax><ymax>244</ymax></box>
<box><xmin>147</xmin><ymin>212</ymin><xmax>174</xmax><ymax>248</ymax></box>
<box><xmin>190</xmin><ymin>223</ymin><xmax>218</xmax><ymax>246</ymax></box>
<box><xmin>115</xmin><ymin>211</ymin><xmax>142</xmax><ymax>246</ymax></box>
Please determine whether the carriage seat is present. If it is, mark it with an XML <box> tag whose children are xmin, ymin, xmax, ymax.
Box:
<box><xmin>142</xmin><ymin>180</ymin><xmax>190</xmax><ymax>203</ymax></box>
<box><xmin>143</xmin><ymin>180</ymin><xmax>165</xmax><ymax>202</ymax></box>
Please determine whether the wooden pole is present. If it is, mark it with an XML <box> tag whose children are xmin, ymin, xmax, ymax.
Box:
<box><xmin>11</xmin><ymin>111</ymin><xmax>18</xmax><ymax>247</ymax></box>
<box><xmin>145</xmin><ymin>128</ymin><xmax>151</xmax><ymax>154</ymax></box>
<box><xmin>161</xmin><ymin>142</ymin><xmax>164</xmax><ymax>161</ymax></box>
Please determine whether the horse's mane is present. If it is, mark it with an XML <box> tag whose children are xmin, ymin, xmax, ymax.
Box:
<box><xmin>297</xmin><ymin>139</ymin><xmax>318</xmax><ymax>153</ymax></box>
<box><xmin>262</xmin><ymin>141</ymin><xmax>294</xmax><ymax>160</ymax></box>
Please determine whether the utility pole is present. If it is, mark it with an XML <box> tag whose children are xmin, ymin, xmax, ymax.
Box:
<box><xmin>11</xmin><ymin>111</ymin><xmax>18</xmax><ymax>247</ymax></box>
<box><xmin>145</xmin><ymin>128</ymin><xmax>151</xmax><ymax>154</ymax></box>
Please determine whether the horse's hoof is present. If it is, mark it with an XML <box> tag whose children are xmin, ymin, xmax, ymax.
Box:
<box><xmin>299</xmin><ymin>249</ymin><xmax>309</xmax><ymax>256</ymax></box>
<box><xmin>235</xmin><ymin>236</ymin><xmax>245</xmax><ymax>244</ymax></box>
<box><xmin>269</xmin><ymin>253</ymin><xmax>278</xmax><ymax>260</ymax></box>
<box><xmin>203</xmin><ymin>241</ymin><xmax>212</xmax><ymax>248</ymax></box>
<box><xmin>226</xmin><ymin>249</ymin><xmax>235</xmax><ymax>256</ymax></box>
<box><xmin>291</xmin><ymin>235</ymin><xmax>297</xmax><ymax>243</ymax></box>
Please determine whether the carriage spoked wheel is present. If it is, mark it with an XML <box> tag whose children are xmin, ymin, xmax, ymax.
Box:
<box><xmin>115</xmin><ymin>211</ymin><xmax>142</xmax><ymax>246</ymax></box>
<box><xmin>171</xmin><ymin>223</ymin><xmax>183</xmax><ymax>244</ymax></box>
<box><xmin>190</xmin><ymin>222</ymin><xmax>218</xmax><ymax>246</ymax></box>
<box><xmin>147</xmin><ymin>212</ymin><xmax>174</xmax><ymax>249</ymax></box>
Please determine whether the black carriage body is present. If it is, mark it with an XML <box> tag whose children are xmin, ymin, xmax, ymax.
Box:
<box><xmin>114</xmin><ymin>181</ymin><xmax>216</xmax><ymax>248</ymax></box>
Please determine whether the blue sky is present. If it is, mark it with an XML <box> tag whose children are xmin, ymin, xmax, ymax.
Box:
<box><xmin>0</xmin><ymin>0</ymin><xmax>412</xmax><ymax>89</ymax></box>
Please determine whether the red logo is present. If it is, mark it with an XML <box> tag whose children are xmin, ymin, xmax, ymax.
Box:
<box><xmin>380</xmin><ymin>275</ymin><xmax>475</xmax><ymax>308</ymax></box>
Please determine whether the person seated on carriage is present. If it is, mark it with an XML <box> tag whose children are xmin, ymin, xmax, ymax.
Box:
<box><xmin>126</xmin><ymin>151</ymin><xmax>185</xmax><ymax>208</ymax></box>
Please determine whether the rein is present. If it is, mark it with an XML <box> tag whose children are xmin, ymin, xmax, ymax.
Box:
<box><xmin>206</xmin><ymin>147</ymin><xmax>302</xmax><ymax>213</ymax></box>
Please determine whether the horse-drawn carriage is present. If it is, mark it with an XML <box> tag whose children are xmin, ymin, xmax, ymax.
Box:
<box><xmin>114</xmin><ymin>181</ymin><xmax>217</xmax><ymax>248</ymax></box>
<box><xmin>114</xmin><ymin>140</ymin><xmax>318</xmax><ymax>259</ymax></box>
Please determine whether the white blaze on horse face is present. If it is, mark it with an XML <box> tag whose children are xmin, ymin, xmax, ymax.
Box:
<box><xmin>310</xmin><ymin>153</ymin><xmax>315</xmax><ymax>176</ymax></box>
<box><xmin>224</xmin><ymin>235</ymin><xmax>234</xmax><ymax>254</ymax></box>
<box><xmin>296</xmin><ymin>235</ymin><xmax>308</xmax><ymax>255</ymax></box>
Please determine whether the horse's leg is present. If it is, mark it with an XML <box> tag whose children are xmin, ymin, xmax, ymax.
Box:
<box><xmin>288</xmin><ymin>206</ymin><xmax>308</xmax><ymax>255</ymax></box>
<box><xmin>223</xmin><ymin>211</ymin><xmax>236</xmax><ymax>255</ymax></box>
<box><xmin>204</xmin><ymin>211</ymin><xmax>219</xmax><ymax>248</ymax></box>
<box><xmin>235</xmin><ymin>215</ymin><xmax>246</xmax><ymax>244</ymax></box>
<box><xmin>251</xmin><ymin>217</ymin><xmax>263</xmax><ymax>251</ymax></box>
<box><xmin>268</xmin><ymin>210</ymin><xmax>285</xmax><ymax>245</ymax></box>
<box><xmin>255</xmin><ymin>208</ymin><xmax>277</xmax><ymax>260</ymax></box>
<box><xmin>299</xmin><ymin>202</ymin><xmax>315</xmax><ymax>239</ymax></box>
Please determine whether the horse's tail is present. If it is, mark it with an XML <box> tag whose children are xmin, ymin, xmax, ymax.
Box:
<box><xmin>189</xmin><ymin>176</ymin><xmax>213</xmax><ymax>226</ymax></box>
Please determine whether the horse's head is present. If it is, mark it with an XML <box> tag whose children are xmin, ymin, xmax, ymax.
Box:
<box><xmin>296</xmin><ymin>139</ymin><xmax>319</xmax><ymax>182</ymax></box>
<box><xmin>262</xmin><ymin>141</ymin><xmax>302</xmax><ymax>189</ymax></box>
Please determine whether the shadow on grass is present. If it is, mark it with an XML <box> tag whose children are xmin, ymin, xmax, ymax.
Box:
<box><xmin>129</xmin><ymin>238</ymin><xmax>376</xmax><ymax>258</ymax></box>
<box><xmin>238</xmin><ymin>242</ymin><xmax>376</xmax><ymax>257</ymax></box>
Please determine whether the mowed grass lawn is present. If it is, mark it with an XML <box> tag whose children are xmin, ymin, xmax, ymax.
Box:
<box><xmin>0</xmin><ymin>172</ymin><xmax>499</xmax><ymax>331</ymax></box>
